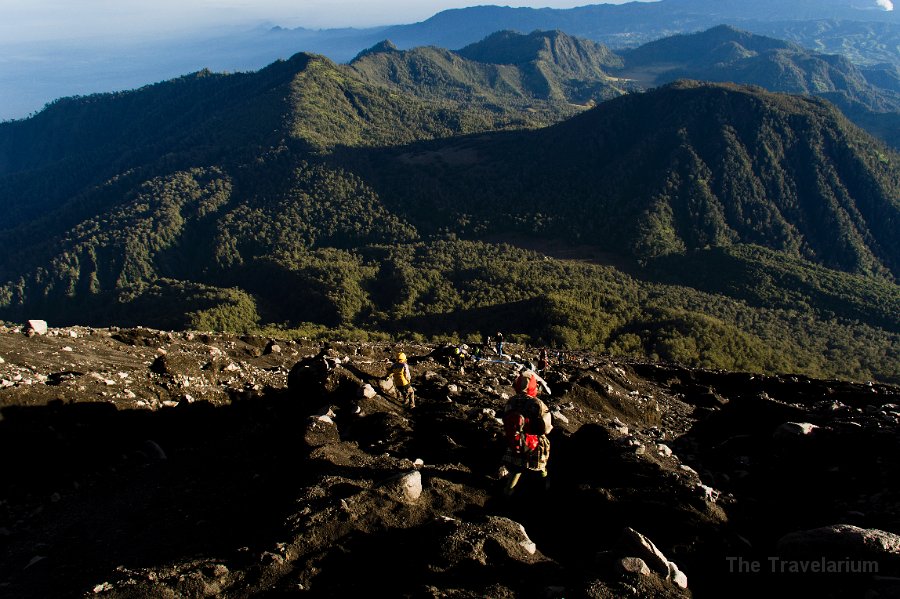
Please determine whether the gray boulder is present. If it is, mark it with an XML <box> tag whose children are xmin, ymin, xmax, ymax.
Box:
<box><xmin>377</xmin><ymin>470</ymin><xmax>423</xmax><ymax>504</ymax></box>
<box><xmin>288</xmin><ymin>351</ymin><xmax>363</xmax><ymax>410</ymax></box>
<box><xmin>621</xmin><ymin>527</ymin><xmax>670</xmax><ymax>575</ymax></box>
<box><xmin>617</xmin><ymin>556</ymin><xmax>651</xmax><ymax>577</ymax></box>
<box><xmin>25</xmin><ymin>320</ymin><xmax>48</xmax><ymax>336</ymax></box>
<box><xmin>777</xmin><ymin>524</ymin><xmax>900</xmax><ymax>568</ymax></box>
<box><xmin>621</xmin><ymin>527</ymin><xmax>689</xmax><ymax>588</ymax></box>
<box><xmin>774</xmin><ymin>421</ymin><xmax>819</xmax><ymax>439</ymax></box>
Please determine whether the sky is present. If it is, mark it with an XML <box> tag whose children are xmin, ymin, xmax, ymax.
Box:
<box><xmin>0</xmin><ymin>1</ymin><xmax>645</xmax><ymax>44</ymax></box>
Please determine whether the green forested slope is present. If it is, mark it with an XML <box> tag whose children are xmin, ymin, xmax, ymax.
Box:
<box><xmin>617</xmin><ymin>25</ymin><xmax>900</xmax><ymax>148</ymax></box>
<box><xmin>360</xmin><ymin>81</ymin><xmax>899</xmax><ymax>279</ymax></box>
<box><xmin>0</xmin><ymin>43</ymin><xmax>898</xmax><ymax>383</ymax></box>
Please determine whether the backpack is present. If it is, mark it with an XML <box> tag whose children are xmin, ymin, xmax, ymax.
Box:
<box><xmin>502</xmin><ymin>395</ymin><xmax>550</xmax><ymax>453</ymax></box>
<box><xmin>503</xmin><ymin>411</ymin><xmax>540</xmax><ymax>454</ymax></box>
<box><xmin>391</xmin><ymin>362</ymin><xmax>410</xmax><ymax>387</ymax></box>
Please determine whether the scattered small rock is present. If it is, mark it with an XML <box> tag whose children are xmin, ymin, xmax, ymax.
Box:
<box><xmin>93</xmin><ymin>582</ymin><xmax>113</xmax><ymax>593</ymax></box>
<box><xmin>774</xmin><ymin>421</ymin><xmax>819</xmax><ymax>438</ymax></box>
<box><xmin>303</xmin><ymin>416</ymin><xmax>341</xmax><ymax>448</ymax></box>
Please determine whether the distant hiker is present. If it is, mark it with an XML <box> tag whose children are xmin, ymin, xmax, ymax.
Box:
<box><xmin>454</xmin><ymin>344</ymin><xmax>469</xmax><ymax>373</ymax></box>
<box><xmin>495</xmin><ymin>332</ymin><xmax>504</xmax><ymax>357</ymax></box>
<box><xmin>501</xmin><ymin>382</ymin><xmax>553</xmax><ymax>496</ymax></box>
<box><xmin>430</xmin><ymin>344</ymin><xmax>468</xmax><ymax>372</ymax></box>
<box><xmin>512</xmin><ymin>362</ymin><xmax>551</xmax><ymax>398</ymax></box>
<box><xmin>537</xmin><ymin>348</ymin><xmax>549</xmax><ymax>374</ymax></box>
<box><xmin>389</xmin><ymin>352</ymin><xmax>415</xmax><ymax>409</ymax></box>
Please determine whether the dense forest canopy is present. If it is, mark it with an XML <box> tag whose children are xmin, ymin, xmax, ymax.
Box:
<box><xmin>0</xmin><ymin>27</ymin><xmax>898</xmax><ymax>383</ymax></box>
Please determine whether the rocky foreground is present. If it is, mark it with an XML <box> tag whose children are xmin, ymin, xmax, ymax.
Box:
<box><xmin>1</xmin><ymin>324</ymin><xmax>899</xmax><ymax>598</ymax></box>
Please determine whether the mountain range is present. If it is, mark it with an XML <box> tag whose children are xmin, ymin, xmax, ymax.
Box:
<box><xmin>3</xmin><ymin>0</ymin><xmax>900</xmax><ymax>121</ymax></box>
<box><xmin>0</xmin><ymin>27</ymin><xmax>898</xmax><ymax>383</ymax></box>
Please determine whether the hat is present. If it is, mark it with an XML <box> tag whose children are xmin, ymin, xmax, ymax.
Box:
<box><xmin>397</xmin><ymin>352</ymin><xmax>407</xmax><ymax>363</ymax></box>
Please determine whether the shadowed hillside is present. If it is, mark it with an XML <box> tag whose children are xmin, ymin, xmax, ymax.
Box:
<box><xmin>1</xmin><ymin>326</ymin><xmax>898</xmax><ymax>597</ymax></box>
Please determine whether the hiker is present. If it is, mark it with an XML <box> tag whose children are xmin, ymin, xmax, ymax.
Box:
<box><xmin>430</xmin><ymin>343</ymin><xmax>468</xmax><ymax>371</ymax></box>
<box><xmin>454</xmin><ymin>344</ymin><xmax>469</xmax><ymax>372</ymax></box>
<box><xmin>501</xmin><ymin>374</ymin><xmax>553</xmax><ymax>496</ymax></box>
<box><xmin>537</xmin><ymin>348</ymin><xmax>550</xmax><ymax>374</ymax></box>
<box><xmin>512</xmin><ymin>362</ymin><xmax>551</xmax><ymax>398</ymax></box>
<box><xmin>495</xmin><ymin>332</ymin><xmax>504</xmax><ymax>357</ymax></box>
<box><xmin>389</xmin><ymin>351</ymin><xmax>415</xmax><ymax>409</ymax></box>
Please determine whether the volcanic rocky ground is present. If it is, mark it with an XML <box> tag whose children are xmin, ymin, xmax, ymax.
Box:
<box><xmin>0</xmin><ymin>324</ymin><xmax>899</xmax><ymax>598</ymax></box>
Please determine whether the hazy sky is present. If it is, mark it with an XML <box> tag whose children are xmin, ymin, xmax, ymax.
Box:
<box><xmin>0</xmin><ymin>1</ymin><xmax>647</xmax><ymax>44</ymax></box>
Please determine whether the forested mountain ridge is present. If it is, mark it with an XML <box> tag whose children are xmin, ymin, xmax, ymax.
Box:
<box><xmin>0</xmin><ymin>45</ymin><xmax>589</xmax><ymax>237</ymax></box>
<box><xmin>350</xmin><ymin>30</ymin><xmax>629</xmax><ymax>106</ymax></box>
<box><xmin>1</xmin><ymin>35</ymin><xmax>899</xmax><ymax>383</ymax></box>
<box><xmin>615</xmin><ymin>25</ymin><xmax>900</xmax><ymax>147</ymax></box>
<box><xmin>359</xmin><ymin>81</ymin><xmax>900</xmax><ymax>279</ymax></box>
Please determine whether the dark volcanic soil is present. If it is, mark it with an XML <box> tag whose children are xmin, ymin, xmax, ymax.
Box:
<box><xmin>1</xmin><ymin>324</ymin><xmax>899</xmax><ymax>598</ymax></box>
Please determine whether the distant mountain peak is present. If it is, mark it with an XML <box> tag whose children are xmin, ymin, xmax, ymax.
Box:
<box><xmin>458</xmin><ymin>29</ymin><xmax>622</xmax><ymax>70</ymax></box>
<box><xmin>353</xmin><ymin>40</ymin><xmax>399</xmax><ymax>61</ymax></box>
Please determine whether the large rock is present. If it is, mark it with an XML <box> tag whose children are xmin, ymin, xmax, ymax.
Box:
<box><xmin>377</xmin><ymin>470</ymin><xmax>423</xmax><ymax>504</ymax></box>
<box><xmin>25</xmin><ymin>320</ymin><xmax>48</xmax><ymax>336</ymax></box>
<box><xmin>378</xmin><ymin>377</ymin><xmax>395</xmax><ymax>393</ymax></box>
<box><xmin>777</xmin><ymin>524</ymin><xmax>900</xmax><ymax>568</ymax></box>
<box><xmin>150</xmin><ymin>352</ymin><xmax>203</xmax><ymax>377</ymax></box>
<box><xmin>288</xmin><ymin>351</ymin><xmax>363</xmax><ymax>410</ymax></box>
<box><xmin>621</xmin><ymin>527</ymin><xmax>670</xmax><ymax>575</ymax></box>
<box><xmin>667</xmin><ymin>560</ymin><xmax>689</xmax><ymax>589</ymax></box>
<box><xmin>621</xmin><ymin>527</ymin><xmax>688</xmax><ymax>588</ymax></box>
<box><xmin>617</xmin><ymin>557</ymin><xmax>651</xmax><ymax>577</ymax></box>
<box><xmin>432</xmin><ymin>516</ymin><xmax>545</xmax><ymax>572</ymax></box>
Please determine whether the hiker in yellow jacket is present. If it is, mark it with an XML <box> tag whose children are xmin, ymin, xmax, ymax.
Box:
<box><xmin>390</xmin><ymin>352</ymin><xmax>415</xmax><ymax>409</ymax></box>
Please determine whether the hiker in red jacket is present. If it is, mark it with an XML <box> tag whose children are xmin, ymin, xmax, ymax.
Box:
<box><xmin>502</xmin><ymin>362</ymin><xmax>552</xmax><ymax>495</ymax></box>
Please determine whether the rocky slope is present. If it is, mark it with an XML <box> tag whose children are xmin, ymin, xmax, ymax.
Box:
<box><xmin>1</xmin><ymin>324</ymin><xmax>899</xmax><ymax>598</ymax></box>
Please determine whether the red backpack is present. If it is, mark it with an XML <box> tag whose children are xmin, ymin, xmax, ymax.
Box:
<box><xmin>503</xmin><ymin>410</ymin><xmax>539</xmax><ymax>453</ymax></box>
<box><xmin>503</xmin><ymin>395</ymin><xmax>548</xmax><ymax>453</ymax></box>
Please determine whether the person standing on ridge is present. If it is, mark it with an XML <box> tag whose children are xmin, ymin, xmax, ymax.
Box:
<box><xmin>495</xmin><ymin>331</ymin><xmax>504</xmax><ymax>357</ymax></box>
<box><xmin>390</xmin><ymin>351</ymin><xmax>415</xmax><ymax>409</ymax></box>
